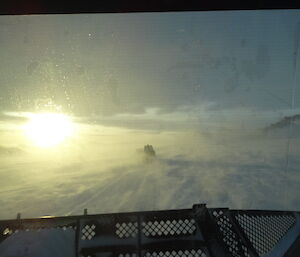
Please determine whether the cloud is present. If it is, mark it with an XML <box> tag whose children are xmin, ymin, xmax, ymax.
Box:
<box><xmin>0</xmin><ymin>146</ymin><xmax>25</xmax><ymax>156</ymax></box>
<box><xmin>1</xmin><ymin>13</ymin><xmax>299</xmax><ymax>118</ymax></box>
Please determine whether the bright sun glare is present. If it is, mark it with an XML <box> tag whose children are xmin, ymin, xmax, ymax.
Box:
<box><xmin>23</xmin><ymin>113</ymin><xmax>74</xmax><ymax>148</ymax></box>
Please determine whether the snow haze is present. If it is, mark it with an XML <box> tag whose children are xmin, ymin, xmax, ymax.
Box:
<box><xmin>0</xmin><ymin>10</ymin><xmax>300</xmax><ymax>219</ymax></box>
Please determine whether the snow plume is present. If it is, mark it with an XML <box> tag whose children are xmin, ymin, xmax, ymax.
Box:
<box><xmin>0</xmin><ymin>127</ymin><xmax>299</xmax><ymax>220</ymax></box>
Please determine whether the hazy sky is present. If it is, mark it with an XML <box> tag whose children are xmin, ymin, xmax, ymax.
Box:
<box><xmin>0</xmin><ymin>10</ymin><xmax>299</xmax><ymax>129</ymax></box>
<box><xmin>0</xmin><ymin>10</ymin><xmax>300</xmax><ymax>218</ymax></box>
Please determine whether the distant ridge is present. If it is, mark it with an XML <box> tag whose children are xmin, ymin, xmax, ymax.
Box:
<box><xmin>265</xmin><ymin>114</ymin><xmax>300</xmax><ymax>132</ymax></box>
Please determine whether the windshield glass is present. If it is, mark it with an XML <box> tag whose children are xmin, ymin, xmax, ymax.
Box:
<box><xmin>0</xmin><ymin>10</ymin><xmax>299</xmax><ymax>219</ymax></box>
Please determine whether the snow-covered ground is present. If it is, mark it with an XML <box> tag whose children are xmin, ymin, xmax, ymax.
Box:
<box><xmin>0</xmin><ymin>127</ymin><xmax>299</xmax><ymax>256</ymax></box>
<box><xmin>0</xmin><ymin>127</ymin><xmax>299</xmax><ymax>220</ymax></box>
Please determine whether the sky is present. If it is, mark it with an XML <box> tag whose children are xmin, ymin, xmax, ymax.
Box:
<box><xmin>0</xmin><ymin>10</ymin><xmax>300</xmax><ymax>219</ymax></box>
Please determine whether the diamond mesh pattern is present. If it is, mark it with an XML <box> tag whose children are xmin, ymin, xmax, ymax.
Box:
<box><xmin>119</xmin><ymin>253</ymin><xmax>137</xmax><ymax>257</ymax></box>
<box><xmin>212</xmin><ymin>210</ymin><xmax>250</xmax><ymax>257</ymax></box>
<box><xmin>115</xmin><ymin>222</ymin><xmax>138</xmax><ymax>238</ymax></box>
<box><xmin>236</xmin><ymin>213</ymin><xmax>296</xmax><ymax>256</ymax></box>
<box><xmin>3</xmin><ymin>225</ymin><xmax>75</xmax><ymax>236</ymax></box>
<box><xmin>142</xmin><ymin>219</ymin><xmax>196</xmax><ymax>237</ymax></box>
<box><xmin>81</xmin><ymin>224</ymin><xmax>96</xmax><ymax>240</ymax></box>
<box><xmin>61</xmin><ymin>225</ymin><xmax>76</xmax><ymax>231</ymax></box>
<box><xmin>144</xmin><ymin>249</ymin><xmax>206</xmax><ymax>257</ymax></box>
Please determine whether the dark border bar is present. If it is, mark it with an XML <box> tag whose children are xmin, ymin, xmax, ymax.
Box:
<box><xmin>1</xmin><ymin>0</ymin><xmax>300</xmax><ymax>15</ymax></box>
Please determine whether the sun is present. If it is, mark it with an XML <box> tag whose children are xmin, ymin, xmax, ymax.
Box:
<box><xmin>23</xmin><ymin>113</ymin><xmax>74</xmax><ymax>148</ymax></box>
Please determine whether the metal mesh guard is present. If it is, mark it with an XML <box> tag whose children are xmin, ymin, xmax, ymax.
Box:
<box><xmin>212</xmin><ymin>210</ymin><xmax>250</xmax><ymax>257</ymax></box>
<box><xmin>81</xmin><ymin>224</ymin><xmax>96</xmax><ymax>240</ymax></box>
<box><xmin>142</xmin><ymin>219</ymin><xmax>196</xmax><ymax>237</ymax></box>
<box><xmin>236</xmin><ymin>213</ymin><xmax>296</xmax><ymax>256</ymax></box>
<box><xmin>144</xmin><ymin>249</ymin><xmax>206</xmax><ymax>257</ymax></box>
<box><xmin>1</xmin><ymin>205</ymin><xmax>299</xmax><ymax>257</ymax></box>
<box><xmin>116</xmin><ymin>222</ymin><xmax>138</xmax><ymax>238</ymax></box>
<box><xmin>119</xmin><ymin>254</ymin><xmax>137</xmax><ymax>257</ymax></box>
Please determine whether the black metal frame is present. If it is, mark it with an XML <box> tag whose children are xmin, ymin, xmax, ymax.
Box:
<box><xmin>1</xmin><ymin>0</ymin><xmax>300</xmax><ymax>15</ymax></box>
<box><xmin>0</xmin><ymin>204</ymin><xmax>299</xmax><ymax>257</ymax></box>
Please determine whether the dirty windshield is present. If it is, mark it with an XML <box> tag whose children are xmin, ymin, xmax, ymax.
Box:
<box><xmin>0</xmin><ymin>10</ymin><xmax>299</xmax><ymax>219</ymax></box>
